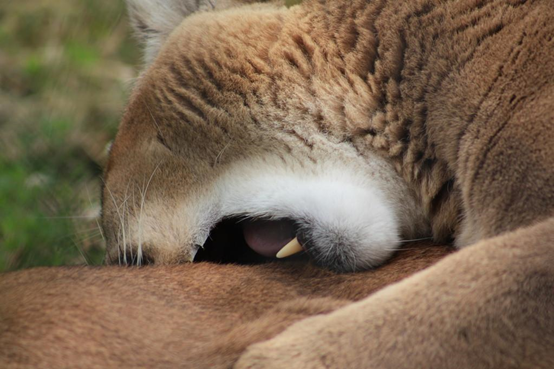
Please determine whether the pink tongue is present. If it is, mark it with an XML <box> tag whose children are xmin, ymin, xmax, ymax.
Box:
<box><xmin>242</xmin><ymin>219</ymin><xmax>296</xmax><ymax>257</ymax></box>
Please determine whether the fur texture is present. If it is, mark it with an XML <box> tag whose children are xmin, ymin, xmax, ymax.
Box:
<box><xmin>10</xmin><ymin>0</ymin><xmax>553</xmax><ymax>367</ymax></box>
<box><xmin>237</xmin><ymin>219</ymin><xmax>554</xmax><ymax>369</ymax></box>
<box><xmin>102</xmin><ymin>0</ymin><xmax>435</xmax><ymax>271</ymax></box>
<box><xmin>103</xmin><ymin>0</ymin><xmax>554</xmax><ymax>271</ymax></box>
<box><xmin>0</xmin><ymin>244</ymin><xmax>450</xmax><ymax>368</ymax></box>
<box><xmin>128</xmin><ymin>0</ymin><xmax>280</xmax><ymax>65</ymax></box>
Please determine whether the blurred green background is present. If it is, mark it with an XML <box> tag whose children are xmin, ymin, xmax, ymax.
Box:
<box><xmin>0</xmin><ymin>0</ymin><xmax>303</xmax><ymax>272</ymax></box>
<box><xmin>0</xmin><ymin>0</ymin><xmax>140</xmax><ymax>271</ymax></box>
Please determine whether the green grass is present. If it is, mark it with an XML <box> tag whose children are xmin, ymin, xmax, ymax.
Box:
<box><xmin>0</xmin><ymin>0</ymin><xmax>139</xmax><ymax>271</ymax></box>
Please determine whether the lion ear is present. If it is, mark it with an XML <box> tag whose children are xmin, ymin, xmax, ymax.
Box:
<box><xmin>126</xmin><ymin>0</ymin><xmax>215</xmax><ymax>66</ymax></box>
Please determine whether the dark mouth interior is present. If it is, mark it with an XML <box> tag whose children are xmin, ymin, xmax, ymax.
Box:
<box><xmin>195</xmin><ymin>217</ymin><xmax>306</xmax><ymax>265</ymax></box>
<box><xmin>194</xmin><ymin>217</ymin><xmax>270</xmax><ymax>264</ymax></box>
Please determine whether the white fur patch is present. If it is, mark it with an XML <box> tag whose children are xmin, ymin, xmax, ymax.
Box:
<box><xmin>131</xmin><ymin>152</ymin><xmax>427</xmax><ymax>269</ymax></box>
<box><xmin>188</xmin><ymin>154</ymin><xmax>412</xmax><ymax>270</ymax></box>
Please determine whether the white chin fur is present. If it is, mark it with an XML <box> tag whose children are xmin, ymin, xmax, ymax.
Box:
<box><xmin>196</xmin><ymin>155</ymin><xmax>404</xmax><ymax>270</ymax></box>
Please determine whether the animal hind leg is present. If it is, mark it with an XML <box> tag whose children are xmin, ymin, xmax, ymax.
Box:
<box><xmin>235</xmin><ymin>217</ymin><xmax>554</xmax><ymax>369</ymax></box>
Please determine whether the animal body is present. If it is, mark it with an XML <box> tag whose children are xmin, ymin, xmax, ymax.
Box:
<box><xmin>102</xmin><ymin>0</ymin><xmax>433</xmax><ymax>271</ymax></box>
<box><xmin>2</xmin><ymin>0</ymin><xmax>554</xmax><ymax>367</ymax></box>
<box><xmin>0</xmin><ymin>244</ymin><xmax>449</xmax><ymax>368</ymax></box>
<box><xmin>101</xmin><ymin>0</ymin><xmax>554</xmax><ymax>273</ymax></box>
<box><xmin>102</xmin><ymin>0</ymin><xmax>554</xmax><ymax>366</ymax></box>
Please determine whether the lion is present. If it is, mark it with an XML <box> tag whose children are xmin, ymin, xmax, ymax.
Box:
<box><xmin>2</xmin><ymin>0</ymin><xmax>554</xmax><ymax>367</ymax></box>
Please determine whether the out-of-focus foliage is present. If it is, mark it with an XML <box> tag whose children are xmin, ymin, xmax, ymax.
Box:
<box><xmin>0</xmin><ymin>0</ymin><xmax>140</xmax><ymax>271</ymax></box>
<box><xmin>285</xmin><ymin>0</ymin><xmax>303</xmax><ymax>7</ymax></box>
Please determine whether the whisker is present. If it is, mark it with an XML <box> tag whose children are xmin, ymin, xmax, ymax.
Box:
<box><xmin>53</xmin><ymin>228</ymin><xmax>103</xmax><ymax>243</ymax></box>
<box><xmin>73</xmin><ymin>231</ymin><xmax>103</xmax><ymax>244</ymax></box>
<box><xmin>385</xmin><ymin>247</ymin><xmax>425</xmax><ymax>252</ymax></box>
<box><xmin>137</xmin><ymin>162</ymin><xmax>161</xmax><ymax>266</ymax></box>
<box><xmin>73</xmin><ymin>239</ymin><xmax>90</xmax><ymax>266</ymax></box>
<box><xmin>122</xmin><ymin>179</ymin><xmax>133</xmax><ymax>265</ymax></box>
<box><xmin>116</xmin><ymin>230</ymin><xmax>122</xmax><ymax>265</ymax></box>
<box><xmin>398</xmin><ymin>237</ymin><xmax>433</xmax><ymax>243</ymax></box>
<box><xmin>145</xmin><ymin>102</ymin><xmax>164</xmax><ymax>147</ymax></box>
<box><xmin>214</xmin><ymin>141</ymin><xmax>231</xmax><ymax>167</ymax></box>
<box><xmin>64</xmin><ymin>227</ymin><xmax>103</xmax><ymax>235</ymax></box>
<box><xmin>86</xmin><ymin>184</ymin><xmax>105</xmax><ymax>245</ymax></box>
<box><xmin>102</xmin><ymin>178</ymin><xmax>128</xmax><ymax>266</ymax></box>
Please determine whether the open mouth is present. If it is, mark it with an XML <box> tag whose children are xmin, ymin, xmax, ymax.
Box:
<box><xmin>194</xmin><ymin>217</ymin><xmax>306</xmax><ymax>264</ymax></box>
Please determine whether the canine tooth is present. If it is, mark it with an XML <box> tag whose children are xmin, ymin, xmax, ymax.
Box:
<box><xmin>276</xmin><ymin>237</ymin><xmax>303</xmax><ymax>258</ymax></box>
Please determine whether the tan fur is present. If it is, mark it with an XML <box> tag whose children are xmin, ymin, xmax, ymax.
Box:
<box><xmin>0</xmin><ymin>244</ymin><xmax>450</xmax><ymax>368</ymax></box>
<box><xmin>237</xmin><ymin>220</ymin><xmax>554</xmax><ymax>369</ymax></box>
<box><xmin>4</xmin><ymin>0</ymin><xmax>554</xmax><ymax>367</ymax></box>
<box><xmin>102</xmin><ymin>0</ymin><xmax>432</xmax><ymax>267</ymax></box>
<box><xmin>102</xmin><ymin>0</ymin><xmax>554</xmax><ymax>264</ymax></box>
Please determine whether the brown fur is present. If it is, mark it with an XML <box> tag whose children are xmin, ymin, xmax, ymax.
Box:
<box><xmin>102</xmin><ymin>0</ymin><xmax>554</xmax><ymax>264</ymax></box>
<box><xmin>105</xmin><ymin>0</ymin><xmax>554</xmax><ymax>366</ymax></box>
<box><xmin>0</xmin><ymin>244</ymin><xmax>450</xmax><ymax>368</ymax></box>
<box><xmin>4</xmin><ymin>0</ymin><xmax>554</xmax><ymax>367</ymax></box>
<box><xmin>237</xmin><ymin>219</ymin><xmax>554</xmax><ymax>369</ymax></box>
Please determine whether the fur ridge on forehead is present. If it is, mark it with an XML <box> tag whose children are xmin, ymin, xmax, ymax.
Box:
<box><xmin>127</xmin><ymin>0</ymin><xmax>278</xmax><ymax>65</ymax></box>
